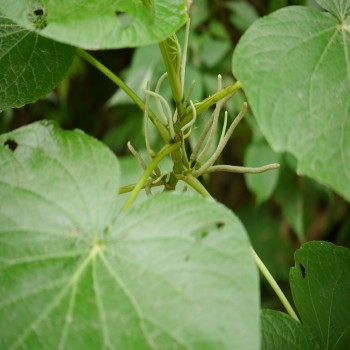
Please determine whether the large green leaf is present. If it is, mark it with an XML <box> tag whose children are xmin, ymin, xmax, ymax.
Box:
<box><xmin>0</xmin><ymin>121</ymin><xmax>259</xmax><ymax>349</ymax></box>
<box><xmin>290</xmin><ymin>241</ymin><xmax>350</xmax><ymax>349</ymax></box>
<box><xmin>232</xmin><ymin>3</ymin><xmax>350</xmax><ymax>200</ymax></box>
<box><xmin>0</xmin><ymin>0</ymin><xmax>188</xmax><ymax>49</ymax></box>
<box><xmin>0</xmin><ymin>13</ymin><xmax>75</xmax><ymax>110</ymax></box>
<box><xmin>261</xmin><ymin>309</ymin><xmax>317</xmax><ymax>349</ymax></box>
<box><xmin>316</xmin><ymin>0</ymin><xmax>350</xmax><ymax>18</ymax></box>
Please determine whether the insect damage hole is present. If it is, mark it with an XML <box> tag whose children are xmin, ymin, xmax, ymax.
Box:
<box><xmin>215</xmin><ymin>222</ymin><xmax>225</xmax><ymax>229</ymax></box>
<box><xmin>33</xmin><ymin>8</ymin><xmax>44</xmax><ymax>16</ymax></box>
<box><xmin>115</xmin><ymin>11</ymin><xmax>133</xmax><ymax>28</ymax></box>
<box><xmin>299</xmin><ymin>263</ymin><xmax>306</xmax><ymax>278</ymax></box>
<box><xmin>28</xmin><ymin>2</ymin><xmax>48</xmax><ymax>30</ymax></box>
<box><xmin>4</xmin><ymin>139</ymin><xmax>18</xmax><ymax>151</ymax></box>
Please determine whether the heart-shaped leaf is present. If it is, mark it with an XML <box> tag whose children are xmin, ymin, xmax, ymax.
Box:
<box><xmin>0</xmin><ymin>13</ymin><xmax>75</xmax><ymax>110</ymax></box>
<box><xmin>0</xmin><ymin>0</ymin><xmax>187</xmax><ymax>49</ymax></box>
<box><xmin>261</xmin><ymin>309</ymin><xmax>317</xmax><ymax>349</ymax></box>
<box><xmin>290</xmin><ymin>241</ymin><xmax>350</xmax><ymax>349</ymax></box>
<box><xmin>232</xmin><ymin>3</ymin><xmax>350</xmax><ymax>200</ymax></box>
<box><xmin>316</xmin><ymin>0</ymin><xmax>350</xmax><ymax>18</ymax></box>
<box><xmin>0</xmin><ymin>121</ymin><xmax>259</xmax><ymax>349</ymax></box>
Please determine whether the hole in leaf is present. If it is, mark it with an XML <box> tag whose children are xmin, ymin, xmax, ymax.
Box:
<box><xmin>33</xmin><ymin>8</ymin><xmax>44</xmax><ymax>16</ymax></box>
<box><xmin>216</xmin><ymin>222</ymin><xmax>225</xmax><ymax>228</ymax></box>
<box><xmin>115</xmin><ymin>11</ymin><xmax>133</xmax><ymax>28</ymax></box>
<box><xmin>27</xmin><ymin>2</ymin><xmax>47</xmax><ymax>30</ymax></box>
<box><xmin>4</xmin><ymin>139</ymin><xmax>18</xmax><ymax>151</ymax></box>
<box><xmin>300</xmin><ymin>263</ymin><xmax>306</xmax><ymax>278</ymax></box>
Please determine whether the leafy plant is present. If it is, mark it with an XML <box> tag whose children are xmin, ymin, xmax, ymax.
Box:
<box><xmin>1</xmin><ymin>0</ymin><xmax>349</xmax><ymax>349</ymax></box>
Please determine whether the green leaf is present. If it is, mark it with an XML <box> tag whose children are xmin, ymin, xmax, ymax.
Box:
<box><xmin>244</xmin><ymin>141</ymin><xmax>279</xmax><ymax>204</ymax></box>
<box><xmin>316</xmin><ymin>0</ymin><xmax>350</xmax><ymax>18</ymax></box>
<box><xmin>275</xmin><ymin>157</ymin><xmax>306</xmax><ymax>241</ymax></box>
<box><xmin>198</xmin><ymin>36</ymin><xmax>231</xmax><ymax>68</ymax></box>
<box><xmin>237</xmin><ymin>203</ymin><xmax>293</xmax><ymax>282</ymax></box>
<box><xmin>208</xmin><ymin>20</ymin><xmax>230</xmax><ymax>40</ymax></box>
<box><xmin>0</xmin><ymin>13</ymin><xmax>75</xmax><ymax>110</ymax></box>
<box><xmin>0</xmin><ymin>121</ymin><xmax>260</xmax><ymax>349</ymax></box>
<box><xmin>106</xmin><ymin>44</ymin><xmax>164</xmax><ymax>107</ymax></box>
<box><xmin>226</xmin><ymin>0</ymin><xmax>259</xmax><ymax>32</ymax></box>
<box><xmin>275</xmin><ymin>157</ymin><xmax>334</xmax><ymax>242</ymax></box>
<box><xmin>290</xmin><ymin>241</ymin><xmax>350</xmax><ymax>349</ymax></box>
<box><xmin>163</xmin><ymin>34</ymin><xmax>182</xmax><ymax>73</ymax></box>
<box><xmin>189</xmin><ymin>0</ymin><xmax>209</xmax><ymax>28</ymax></box>
<box><xmin>261</xmin><ymin>309</ymin><xmax>317</xmax><ymax>349</ymax></box>
<box><xmin>184</xmin><ymin>64</ymin><xmax>204</xmax><ymax>102</ymax></box>
<box><xmin>0</xmin><ymin>0</ymin><xmax>187</xmax><ymax>49</ymax></box>
<box><xmin>232</xmin><ymin>4</ymin><xmax>350</xmax><ymax>201</ymax></box>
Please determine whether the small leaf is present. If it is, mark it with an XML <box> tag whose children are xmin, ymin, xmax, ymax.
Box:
<box><xmin>189</xmin><ymin>0</ymin><xmax>209</xmax><ymax>28</ymax></box>
<box><xmin>0</xmin><ymin>13</ymin><xmax>75</xmax><ymax>110</ymax></box>
<box><xmin>107</xmin><ymin>45</ymin><xmax>163</xmax><ymax>107</ymax></box>
<box><xmin>198</xmin><ymin>37</ymin><xmax>231</xmax><ymax>68</ymax></box>
<box><xmin>233</xmin><ymin>4</ymin><xmax>350</xmax><ymax>200</ymax></box>
<box><xmin>244</xmin><ymin>141</ymin><xmax>279</xmax><ymax>204</ymax></box>
<box><xmin>226</xmin><ymin>0</ymin><xmax>259</xmax><ymax>32</ymax></box>
<box><xmin>0</xmin><ymin>121</ymin><xmax>260</xmax><ymax>349</ymax></box>
<box><xmin>163</xmin><ymin>34</ymin><xmax>182</xmax><ymax>74</ymax></box>
<box><xmin>184</xmin><ymin>64</ymin><xmax>204</xmax><ymax>102</ymax></box>
<box><xmin>290</xmin><ymin>241</ymin><xmax>350</xmax><ymax>349</ymax></box>
<box><xmin>261</xmin><ymin>309</ymin><xmax>318</xmax><ymax>349</ymax></box>
<box><xmin>0</xmin><ymin>0</ymin><xmax>188</xmax><ymax>49</ymax></box>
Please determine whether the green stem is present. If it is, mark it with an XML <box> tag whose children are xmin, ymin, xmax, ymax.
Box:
<box><xmin>80</xmin><ymin>46</ymin><xmax>295</xmax><ymax>320</ymax></box>
<box><xmin>204</xmin><ymin>163</ymin><xmax>280</xmax><ymax>174</ymax></box>
<box><xmin>77</xmin><ymin>48</ymin><xmax>170</xmax><ymax>143</ymax></box>
<box><xmin>176</xmin><ymin>174</ymin><xmax>211</xmax><ymax>197</ymax></box>
<box><xmin>181</xmin><ymin>81</ymin><xmax>242</xmax><ymax>127</ymax></box>
<box><xmin>251</xmin><ymin>247</ymin><xmax>300</xmax><ymax>322</ymax></box>
<box><xmin>122</xmin><ymin>142</ymin><xmax>181</xmax><ymax>210</ymax></box>
<box><xmin>159</xmin><ymin>40</ymin><xmax>183</xmax><ymax>115</ymax></box>
<box><xmin>119</xmin><ymin>181</ymin><xmax>165</xmax><ymax>195</ymax></box>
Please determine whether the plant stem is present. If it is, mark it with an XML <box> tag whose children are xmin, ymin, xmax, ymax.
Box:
<box><xmin>159</xmin><ymin>40</ymin><xmax>183</xmax><ymax>115</ymax></box>
<box><xmin>77</xmin><ymin>48</ymin><xmax>170</xmax><ymax>143</ymax></box>
<box><xmin>122</xmin><ymin>142</ymin><xmax>181</xmax><ymax>210</ymax></box>
<box><xmin>204</xmin><ymin>163</ymin><xmax>280</xmax><ymax>174</ymax></box>
<box><xmin>119</xmin><ymin>182</ymin><xmax>165</xmax><ymax>194</ymax></box>
<box><xmin>80</xmin><ymin>48</ymin><xmax>297</xmax><ymax>321</ymax></box>
<box><xmin>181</xmin><ymin>81</ymin><xmax>242</xmax><ymax>127</ymax></box>
<box><xmin>176</xmin><ymin>174</ymin><xmax>211</xmax><ymax>197</ymax></box>
<box><xmin>251</xmin><ymin>247</ymin><xmax>300</xmax><ymax>322</ymax></box>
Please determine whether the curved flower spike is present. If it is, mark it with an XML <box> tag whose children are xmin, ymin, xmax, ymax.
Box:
<box><xmin>193</xmin><ymin>102</ymin><xmax>247</xmax><ymax>177</ymax></box>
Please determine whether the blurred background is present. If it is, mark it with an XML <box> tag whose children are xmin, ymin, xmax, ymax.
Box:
<box><xmin>1</xmin><ymin>0</ymin><xmax>349</xmax><ymax>311</ymax></box>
